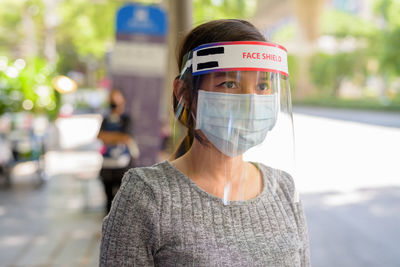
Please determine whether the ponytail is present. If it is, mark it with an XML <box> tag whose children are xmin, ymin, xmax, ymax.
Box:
<box><xmin>171</xmin><ymin>88</ymin><xmax>196</xmax><ymax>159</ymax></box>
<box><xmin>171</xmin><ymin>129</ymin><xmax>194</xmax><ymax>160</ymax></box>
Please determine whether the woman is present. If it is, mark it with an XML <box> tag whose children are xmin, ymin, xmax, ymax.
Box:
<box><xmin>100</xmin><ymin>19</ymin><xmax>310</xmax><ymax>266</ymax></box>
<box><xmin>98</xmin><ymin>88</ymin><xmax>137</xmax><ymax>212</ymax></box>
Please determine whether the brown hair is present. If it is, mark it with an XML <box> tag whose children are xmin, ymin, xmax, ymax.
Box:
<box><xmin>172</xmin><ymin>19</ymin><xmax>266</xmax><ymax>159</ymax></box>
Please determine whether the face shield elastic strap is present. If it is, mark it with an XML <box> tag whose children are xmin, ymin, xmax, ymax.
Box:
<box><xmin>179</xmin><ymin>41</ymin><xmax>289</xmax><ymax>80</ymax></box>
<box><xmin>179</xmin><ymin>51</ymin><xmax>193</xmax><ymax>79</ymax></box>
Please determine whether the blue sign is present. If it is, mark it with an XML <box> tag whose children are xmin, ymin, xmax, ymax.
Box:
<box><xmin>116</xmin><ymin>3</ymin><xmax>168</xmax><ymax>36</ymax></box>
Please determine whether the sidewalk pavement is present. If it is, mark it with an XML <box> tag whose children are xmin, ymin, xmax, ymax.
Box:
<box><xmin>302</xmin><ymin>187</ymin><xmax>400</xmax><ymax>267</ymax></box>
<box><xmin>0</xmin><ymin>164</ymin><xmax>105</xmax><ymax>267</ymax></box>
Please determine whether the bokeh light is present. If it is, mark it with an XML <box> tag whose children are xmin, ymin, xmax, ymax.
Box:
<box><xmin>22</xmin><ymin>99</ymin><xmax>34</xmax><ymax>110</ymax></box>
<box><xmin>52</xmin><ymin>75</ymin><xmax>77</xmax><ymax>94</ymax></box>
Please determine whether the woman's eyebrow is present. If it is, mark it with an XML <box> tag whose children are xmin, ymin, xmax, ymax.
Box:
<box><xmin>213</xmin><ymin>71</ymin><xmax>238</xmax><ymax>78</ymax></box>
<box><xmin>258</xmin><ymin>73</ymin><xmax>272</xmax><ymax>80</ymax></box>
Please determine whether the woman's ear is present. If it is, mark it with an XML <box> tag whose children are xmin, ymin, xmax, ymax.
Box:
<box><xmin>173</xmin><ymin>77</ymin><xmax>187</xmax><ymax>105</ymax></box>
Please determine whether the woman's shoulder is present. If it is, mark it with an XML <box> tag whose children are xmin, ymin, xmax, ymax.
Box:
<box><xmin>257</xmin><ymin>163</ymin><xmax>297</xmax><ymax>203</ymax></box>
<box><xmin>120</xmin><ymin>160</ymin><xmax>176</xmax><ymax>199</ymax></box>
<box><xmin>123</xmin><ymin>160</ymin><xmax>174</xmax><ymax>183</ymax></box>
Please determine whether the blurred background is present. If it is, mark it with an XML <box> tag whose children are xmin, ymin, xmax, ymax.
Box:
<box><xmin>0</xmin><ymin>0</ymin><xmax>399</xmax><ymax>266</ymax></box>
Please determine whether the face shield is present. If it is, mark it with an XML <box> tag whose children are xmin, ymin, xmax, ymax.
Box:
<box><xmin>174</xmin><ymin>41</ymin><xmax>298</xmax><ymax>204</ymax></box>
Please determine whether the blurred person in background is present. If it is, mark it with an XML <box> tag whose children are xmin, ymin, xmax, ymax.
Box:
<box><xmin>100</xmin><ymin>19</ymin><xmax>309</xmax><ymax>266</ymax></box>
<box><xmin>98</xmin><ymin>88</ymin><xmax>139</xmax><ymax>213</ymax></box>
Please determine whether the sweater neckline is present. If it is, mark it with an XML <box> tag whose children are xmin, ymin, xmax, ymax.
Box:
<box><xmin>163</xmin><ymin>160</ymin><xmax>270</xmax><ymax>206</ymax></box>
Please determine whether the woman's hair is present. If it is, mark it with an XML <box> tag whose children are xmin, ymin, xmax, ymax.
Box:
<box><xmin>172</xmin><ymin>19</ymin><xmax>266</xmax><ymax>159</ymax></box>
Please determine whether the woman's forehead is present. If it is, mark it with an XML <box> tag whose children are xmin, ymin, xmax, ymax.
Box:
<box><xmin>210</xmin><ymin>71</ymin><xmax>271</xmax><ymax>79</ymax></box>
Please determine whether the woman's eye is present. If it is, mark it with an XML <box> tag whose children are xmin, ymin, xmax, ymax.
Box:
<box><xmin>257</xmin><ymin>83</ymin><xmax>269</xmax><ymax>91</ymax></box>
<box><xmin>219</xmin><ymin>81</ymin><xmax>237</xmax><ymax>89</ymax></box>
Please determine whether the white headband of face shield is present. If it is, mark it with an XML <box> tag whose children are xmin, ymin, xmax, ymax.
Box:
<box><xmin>180</xmin><ymin>41</ymin><xmax>289</xmax><ymax>77</ymax></box>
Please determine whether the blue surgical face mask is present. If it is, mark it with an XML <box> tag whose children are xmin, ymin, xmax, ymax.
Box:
<box><xmin>195</xmin><ymin>90</ymin><xmax>277</xmax><ymax>157</ymax></box>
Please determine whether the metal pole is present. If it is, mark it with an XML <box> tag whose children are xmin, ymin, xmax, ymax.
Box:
<box><xmin>162</xmin><ymin>0</ymin><xmax>193</xmax><ymax>115</ymax></box>
<box><xmin>176</xmin><ymin>0</ymin><xmax>193</xmax><ymax>42</ymax></box>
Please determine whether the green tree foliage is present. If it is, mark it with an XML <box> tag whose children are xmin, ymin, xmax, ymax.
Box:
<box><xmin>0</xmin><ymin>57</ymin><xmax>58</xmax><ymax>117</ymax></box>
<box><xmin>57</xmin><ymin>0</ymin><xmax>120</xmax><ymax>60</ymax></box>
<box><xmin>0</xmin><ymin>0</ymin><xmax>120</xmax><ymax>116</ymax></box>
<box><xmin>321</xmin><ymin>9</ymin><xmax>378</xmax><ymax>38</ymax></box>
<box><xmin>307</xmin><ymin>6</ymin><xmax>381</xmax><ymax>98</ymax></box>
<box><xmin>373</xmin><ymin>0</ymin><xmax>400</xmax><ymax>77</ymax></box>
<box><xmin>310</xmin><ymin>51</ymin><xmax>367</xmax><ymax>97</ymax></box>
<box><xmin>0</xmin><ymin>0</ymin><xmax>262</xmax><ymax>116</ymax></box>
<box><xmin>0</xmin><ymin>0</ymin><xmax>43</xmax><ymax>56</ymax></box>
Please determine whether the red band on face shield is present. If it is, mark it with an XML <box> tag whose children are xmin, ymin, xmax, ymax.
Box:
<box><xmin>185</xmin><ymin>41</ymin><xmax>289</xmax><ymax>77</ymax></box>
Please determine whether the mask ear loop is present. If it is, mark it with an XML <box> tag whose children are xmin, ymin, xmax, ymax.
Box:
<box><xmin>190</xmin><ymin>109</ymin><xmax>197</xmax><ymax>130</ymax></box>
<box><xmin>175</xmin><ymin>96</ymin><xmax>185</xmax><ymax>122</ymax></box>
<box><xmin>173</xmin><ymin>94</ymin><xmax>195</xmax><ymax>158</ymax></box>
<box><xmin>172</xmin><ymin>95</ymin><xmax>185</xmax><ymax>151</ymax></box>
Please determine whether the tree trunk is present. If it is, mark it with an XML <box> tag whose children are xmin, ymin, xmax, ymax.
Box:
<box><xmin>292</xmin><ymin>0</ymin><xmax>326</xmax><ymax>100</ymax></box>
<box><xmin>43</xmin><ymin>0</ymin><xmax>58</xmax><ymax>66</ymax></box>
<box><xmin>162</xmin><ymin>0</ymin><xmax>192</xmax><ymax>116</ymax></box>
<box><xmin>162</xmin><ymin>0</ymin><xmax>193</xmax><ymax>148</ymax></box>
<box><xmin>21</xmin><ymin>4</ymin><xmax>38</xmax><ymax>59</ymax></box>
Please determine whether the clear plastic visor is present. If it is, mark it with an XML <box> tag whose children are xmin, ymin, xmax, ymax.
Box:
<box><xmin>173</xmin><ymin>70</ymin><xmax>298</xmax><ymax>205</ymax></box>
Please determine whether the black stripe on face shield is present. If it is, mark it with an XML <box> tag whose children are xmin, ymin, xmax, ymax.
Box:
<box><xmin>197</xmin><ymin>61</ymin><xmax>219</xmax><ymax>70</ymax></box>
<box><xmin>196</xmin><ymin>47</ymin><xmax>224</xmax><ymax>56</ymax></box>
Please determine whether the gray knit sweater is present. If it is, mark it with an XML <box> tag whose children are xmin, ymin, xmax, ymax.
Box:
<box><xmin>100</xmin><ymin>160</ymin><xmax>310</xmax><ymax>266</ymax></box>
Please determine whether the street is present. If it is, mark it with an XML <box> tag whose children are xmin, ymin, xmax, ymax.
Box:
<box><xmin>294</xmin><ymin>106</ymin><xmax>400</xmax><ymax>267</ymax></box>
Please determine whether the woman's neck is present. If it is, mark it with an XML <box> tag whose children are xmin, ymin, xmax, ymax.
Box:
<box><xmin>171</xmin><ymin>138</ymin><xmax>262</xmax><ymax>200</ymax></box>
<box><xmin>179</xmin><ymin>139</ymin><xmax>244</xmax><ymax>178</ymax></box>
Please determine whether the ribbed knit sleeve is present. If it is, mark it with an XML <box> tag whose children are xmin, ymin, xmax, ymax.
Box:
<box><xmin>275</xmin><ymin>170</ymin><xmax>311</xmax><ymax>266</ymax></box>
<box><xmin>295</xmin><ymin>200</ymin><xmax>310</xmax><ymax>266</ymax></box>
<box><xmin>100</xmin><ymin>169</ymin><xmax>159</xmax><ymax>267</ymax></box>
<box><xmin>277</xmin><ymin>170</ymin><xmax>311</xmax><ymax>266</ymax></box>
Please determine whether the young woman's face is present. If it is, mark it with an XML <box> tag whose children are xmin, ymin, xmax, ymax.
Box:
<box><xmin>110</xmin><ymin>90</ymin><xmax>126</xmax><ymax>114</ymax></box>
<box><xmin>199</xmin><ymin>71</ymin><xmax>275</xmax><ymax>95</ymax></box>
